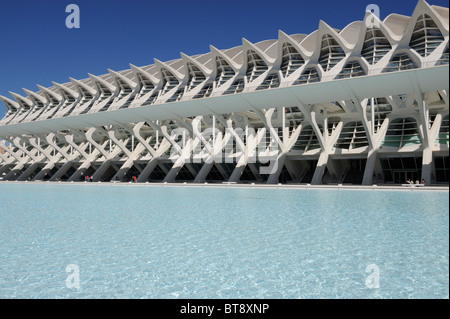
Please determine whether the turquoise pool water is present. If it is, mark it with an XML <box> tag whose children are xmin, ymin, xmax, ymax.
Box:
<box><xmin>0</xmin><ymin>183</ymin><xmax>448</xmax><ymax>299</ymax></box>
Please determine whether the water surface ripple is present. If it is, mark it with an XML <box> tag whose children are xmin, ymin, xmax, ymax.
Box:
<box><xmin>0</xmin><ymin>184</ymin><xmax>448</xmax><ymax>298</ymax></box>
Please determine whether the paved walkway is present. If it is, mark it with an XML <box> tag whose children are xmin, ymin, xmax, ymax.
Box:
<box><xmin>1</xmin><ymin>180</ymin><xmax>448</xmax><ymax>192</ymax></box>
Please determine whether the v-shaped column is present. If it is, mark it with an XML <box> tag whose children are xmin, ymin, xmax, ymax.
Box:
<box><xmin>89</xmin><ymin>126</ymin><xmax>128</xmax><ymax>181</ymax></box>
<box><xmin>0</xmin><ymin>140</ymin><xmax>25</xmax><ymax>179</ymax></box>
<box><xmin>159</xmin><ymin>117</ymin><xmax>202</xmax><ymax>183</ymax></box>
<box><xmin>296</xmin><ymin>103</ymin><xmax>343</xmax><ymax>185</ymax></box>
<box><xmin>250</xmin><ymin>107</ymin><xmax>304</xmax><ymax>184</ymax></box>
<box><xmin>133</xmin><ymin>120</ymin><xmax>176</xmax><ymax>182</ymax></box>
<box><xmin>352</xmin><ymin>98</ymin><xmax>390</xmax><ymax>185</ymax></box>
<box><xmin>9</xmin><ymin>136</ymin><xmax>48</xmax><ymax>181</ymax></box>
<box><xmin>66</xmin><ymin>129</ymin><xmax>102</xmax><ymax>181</ymax></box>
<box><xmin>28</xmin><ymin>134</ymin><xmax>65</xmax><ymax>181</ymax></box>
<box><xmin>109</xmin><ymin>122</ymin><xmax>159</xmax><ymax>182</ymax></box>
<box><xmin>192</xmin><ymin>115</ymin><xmax>232</xmax><ymax>183</ymax></box>
<box><xmin>45</xmin><ymin>132</ymin><xmax>87</xmax><ymax>181</ymax></box>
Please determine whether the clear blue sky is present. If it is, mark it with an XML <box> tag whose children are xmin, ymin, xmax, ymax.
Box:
<box><xmin>0</xmin><ymin>0</ymin><xmax>447</xmax><ymax>117</ymax></box>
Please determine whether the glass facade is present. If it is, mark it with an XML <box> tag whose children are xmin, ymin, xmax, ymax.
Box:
<box><xmin>436</xmin><ymin>45</ymin><xmax>449</xmax><ymax>65</ymax></box>
<box><xmin>280</xmin><ymin>43</ymin><xmax>304</xmax><ymax>77</ymax></box>
<box><xmin>335</xmin><ymin>121</ymin><xmax>369</xmax><ymax>149</ymax></box>
<box><xmin>409</xmin><ymin>14</ymin><xmax>444</xmax><ymax>57</ymax></box>
<box><xmin>186</xmin><ymin>63</ymin><xmax>206</xmax><ymax>92</ymax></box>
<box><xmin>193</xmin><ymin>84</ymin><xmax>213</xmax><ymax>99</ymax></box>
<box><xmin>382</xmin><ymin>117</ymin><xmax>421</xmax><ymax>148</ymax></box>
<box><xmin>256</xmin><ymin>73</ymin><xmax>280</xmax><ymax>90</ymax></box>
<box><xmin>246</xmin><ymin>50</ymin><xmax>268</xmax><ymax>83</ymax></box>
<box><xmin>160</xmin><ymin>68</ymin><xmax>179</xmax><ymax>95</ymax></box>
<box><xmin>435</xmin><ymin>115</ymin><xmax>449</xmax><ymax>145</ymax></box>
<box><xmin>136</xmin><ymin>73</ymin><xmax>155</xmax><ymax>99</ymax></box>
<box><xmin>380</xmin><ymin>156</ymin><xmax>423</xmax><ymax>184</ymax></box>
<box><xmin>361</xmin><ymin>28</ymin><xmax>392</xmax><ymax>65</ymax></box>
<box><xmin>223</xmin><ymin>78</ymin><xmax>245</xmax><ymax>95</ymax></box>
<box><xmin>215</xmin><ymin>57</ymin><xmax>235</xmax><ymax>88</ymax></box>
<box><xmin>383</xmin><ymin>53</ymin><xmax>417</xmax><ymax>73</ymax></box>
<box><xmin>335</xmin><ymin>61</ymin><xmax>366</xmax><ymax>79</ymax></box>
<box><xmin>292</xmin><ymin>125</ymin><xmax>322</xmax><ymax>151</ymax></box>
<box><xmin>319</xmin><ymin>34</ymin><xmax>346</xmax><ymax>72</ymax></box>
<box><xmin>365</xmin><ymin>97</ymin><xmax>392</xmax><ymax>134</ymax></box>
<box><xmin>293</xmin><ymin>67</ymin><xmax>320</xmax><ymax>85</ymax></box>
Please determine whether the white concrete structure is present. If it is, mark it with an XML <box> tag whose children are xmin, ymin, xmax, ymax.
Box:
<box><xmin>0</xmin><ymin>0</ymin><xmax>448</xmax><ymax>185</ymax></box>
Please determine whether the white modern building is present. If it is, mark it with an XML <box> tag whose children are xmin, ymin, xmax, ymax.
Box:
<box><xmin>0</xmin><ymin>0</ymin><xmax>448</xmax><ymax>185</ymax></box>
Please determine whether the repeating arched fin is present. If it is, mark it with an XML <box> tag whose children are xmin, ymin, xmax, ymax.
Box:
<box><xmin>431</xmin><ymin>5</ymin><xmax>449</xmax><ymax>29</ymax></box>
<box><xmin>399</xmin><ymin>0</ymin><xmax>449</xmax><ymax>48</ymax></box>
<box><xmin>154</xmin><ymin>58</ymin><xmax>185</xmax><ymax>82</ymax></box>
<box><xmin>275</xmin><ymin>31</ymin><xmax>309</xmax><ymax>79</ymax></box>
<box><xmin>180</xmin><ymin>52</ymin><xmax>212</xmax><ymax>77</ymax></box>
<box><xmin>209</xmin><ymin>45</ymin><xmax>242</xmax><ymax>72</ymax></box>
<box><xmin>88</xmin><ymin>73</ymin><xmax>117</xmax><ymax>94</ymax></box>
<box><xmin>22</xmin><ymin>88</ymin><xmax>47</xmax><ymax>107</ymax></box>
<box><xmin>362</xmin><ymin>11</ymin><xmax>400</xmax><ymax>42</ymax></box>
<box><xmin>253</xmin><ymin>39</ymin><xmax>278</xmax><ymax>60</ymax></box>
<box><xmin>276</xmin><ymin>30</ymin><xmax>311</xmax><ymax>64</ymax></box>
<box><xmin>51</xmin><ymin>81</ymin><xmax>80</xmax><ymax>100</ymax></box>
<box><xmin>311</xmin><ymin>20</ymin><xmax>350</xmax><ymax>72</ymax></box>
<box><xmin>318</xmin><ymin>20</ymin><xmax>353</xmax><ymax>53</ymax></box>
<box><xmin>129</xmin><ymin>63</ymin><xmax>160</xmax><ymax>87</ymax></box>
<box><xmin>339</xmin><ymin>20</ymin><xmax>364</xmax><ymax>47</ymax></box>
<box><xmin>0</xmin><ymin>95</ymin><xmax>19</xmax><ymax>111</ymax></box>
<box><xmin>69</xmin><ymin>77</ymin><xmax>97</xmax><ymax>97</ymax></box>
<box><xmin>242</xmin><ymin>38</ymin><xmax>275</xmax><ymax>66</ymax></box>
<box><xmin>383</xmin><ymin>14</ymin><xmax>411</xmax><ymax>38</ymax></box>
<box><xmin>107</xmin><ymin>69</ymin><xmax>137</xmax><ymax>90</ymax></box>
<box><xmin>9</xmin><ymin>91</ymin><xmax>33</xmax><ymax>111</ymax></box>
<box><xmin>352</xmin><ymin>11</ymin><xmax>397</xmax><ymax>66</ymax></box>
<box><xmin>0</xmin><ymin>0</ymin><xmax>446</xmax><ymax>127</ymax></box>
<box><xmin>300</xmin><ymin>30</ymin><xmax>319</xmax><ymax>55</ymax></box>
<box><xmin>37</xmin><ymin>85</ymin><xmax>62</xmax><ymax>103</ymax></box>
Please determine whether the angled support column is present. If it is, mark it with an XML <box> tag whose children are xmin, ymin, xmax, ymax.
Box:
<box><xmin>135</xmin><ymin>120</ymin><xmax>180</xmax><ymax>183</ymax></box>
<box><xmin>66</xmin><ymin>130</ymin><xmax>103</xmax><ymax>182</ymax></box>
<box><xmin>210</xmin><ymin>113</ymin><xmax>250</xmax><ymax>183</ymax></box>
<box><xmin>28</xmin><ymin>135</ymin><xmax>63</xmax><ymax>181</ymax></box>
<box><xmin>112</xmin><ymin>122</ymin><xmax>150</xmax><ymax>182</ymax></box>
<box><xmin>288</xmin><ymin>92</ymin><xmax>334</xmax><ymax>185</ymax></box>
<box><xmin>0</xmin><ymin>139</ymin><xmax>30</xmax><ymax>180</ymax></box>
<box><xmin>314</xmin><ymin>120</ymin><xmax>343</xmax><ymax>184</ymax></box>
<box><xmin>0</xmin><ymin>141</ymin><xmax>19</xmax><ymax>175</ymax></box>
<box><xmin>97</xmin><ymin>124</ymin><xmax>144</xmax><ymax>181</ymax></box>
<box><xmin>284</xmin><ymin>158</ymin><xmax>309</xmax><ymax>182</ymax></box>
<box><xmin>344</xmin><ymin>85</ymin><xmax>385</xmax><ymax>186</ymax></box>
<box><xmin>10</xmin><ymin>137</ymin><xmax>47</xmax><ymax>181</ymax></box>
<box><xmin>192</xmin><ymin>115</ymin><xmax>232</xmax><ymax>183</ymax></box>
<box><xmin>251</xmin><ymin>107</ymin><xmax>284</xmax><ymax>184</ymax></box>
<box><xmin>410</xmin><ymin>75</ymin><xmax>433</xmax><ymax>184</ymax></box>
<box><xmin>295</xmin><ymin>103</ymin><xmax>327</xmax><ymax>185</ymax></box>
<box><xmin>250</xmin><ymin>107</ymin><xmax>304</xmax><ymax>184</ymax></box>
<box><xmin>66</xmin><ymin>129</ymin><xmax>102</xmax><ymax>181</ymax></box>
<box><xmin>350</xmin><ymin>96</ymin><xmax>377</xmax><ymax>185</ymax></box>
<box><xmin>362</xmin><ymin>116</ymin><xmax>390</xmax><ymax>185</ymax></box>
<box><xmin>88</xmin><ymin>126</ymin><xmax>126</xmax><ymax>181</ymax></box>
<box><xmin>154</xmin><ymin>117</ymin><xmax>201</xmax><ymax>183</ymax></box>
<box><xmin>47</xmin><ymin>133</ymin><xmax>83</xmax><ymax>181</ymax></box>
